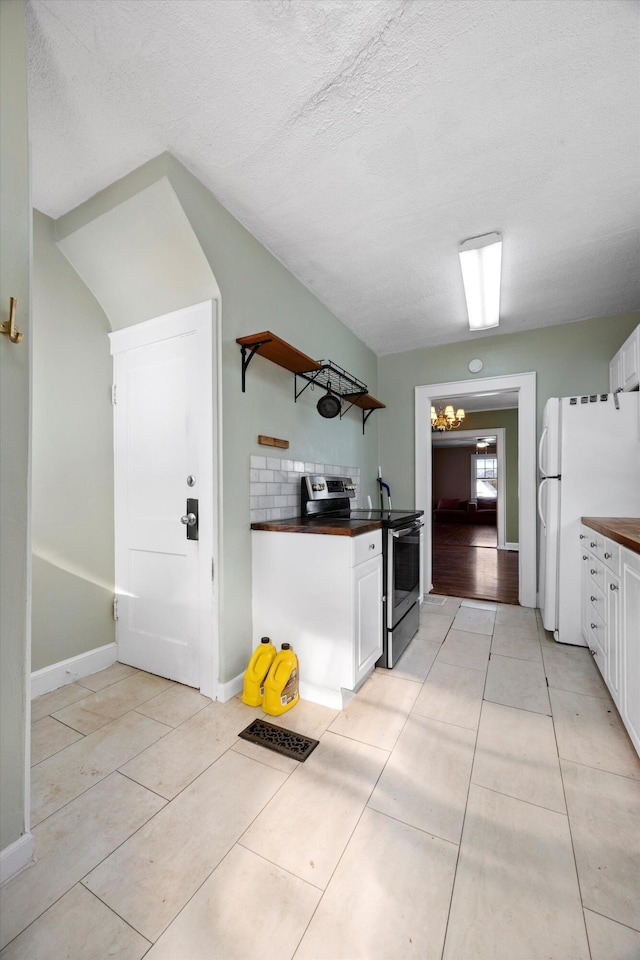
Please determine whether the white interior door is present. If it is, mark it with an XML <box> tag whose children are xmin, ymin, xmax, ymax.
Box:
<box><xmin>110</xmin><ymin>302</ymin><xmax>215</xmax><ymax>689</ymax></box>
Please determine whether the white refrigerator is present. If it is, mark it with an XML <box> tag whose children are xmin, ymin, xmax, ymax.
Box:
<box><xmin>538</xmin><ymin>392</ymin><xmax>640</xmax><ymax>645</ymax></box>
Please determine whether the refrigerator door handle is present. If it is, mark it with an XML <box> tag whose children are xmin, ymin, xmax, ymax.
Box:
<box><xmin>538</xmin><ymin>478</ymin><xmax>549</xmax><ymax>530</ymax></box>
<box><xmin>538</xmin><ymin>426</ymin><xmax>548</xmax><ymax>476</ymax></box>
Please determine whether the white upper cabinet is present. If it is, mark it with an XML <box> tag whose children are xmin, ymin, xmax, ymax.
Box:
<box><xmin>610</xmin><ymin>324</ymin><xmax>640</xmax><ymax>393</ymax></box>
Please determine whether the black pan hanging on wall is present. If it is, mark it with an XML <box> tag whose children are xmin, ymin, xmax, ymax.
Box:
<box><xmin>316</xmin><ymin>385</ymin><xmax>342</xmax><ymax>419</ymax></box>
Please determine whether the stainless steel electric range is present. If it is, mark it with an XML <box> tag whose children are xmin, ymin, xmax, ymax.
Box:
<box><xmin>301</xmin><ymin>475</ymin><xmax>424</xmax><ymax>667</ymax></box>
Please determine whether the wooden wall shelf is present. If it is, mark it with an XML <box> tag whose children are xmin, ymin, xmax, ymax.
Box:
<box><xmin>236</xmin><ymin>330</ymin><xmax>385</xmax><ymax>434</ymax></box>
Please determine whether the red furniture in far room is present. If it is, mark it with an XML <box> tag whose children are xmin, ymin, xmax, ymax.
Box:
<box><xmin>468</xmin><ymin>498</ymin><xmax>497</xmax><ymax>524</ymax></box>
<box><xmin>433</xmin><ymin>498</ymin><xmax>470</xmax><ymax>523</ymax></box>
<box><xmin>433</xmin><ymin>497</ymin><xmax>496</xmax><ymax>525</ymax></box>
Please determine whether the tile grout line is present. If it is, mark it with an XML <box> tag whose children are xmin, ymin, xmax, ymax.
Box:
<box><xmin>545</xmin><ymin>651</ymin><xmax>594</xmax><ymax>960</ymax></box>
<box><xmin>438</xmin><ymin>612</ymin><xmax>485</xmax><ymax>960</ymax></box>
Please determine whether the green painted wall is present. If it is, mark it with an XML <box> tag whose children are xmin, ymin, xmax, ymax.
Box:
<box><xmin>379</xmin><ymin>312</ymin><xmax>639</xmax><ymax>512</ymax></box>
<box><xmin>0</xmin><ymin>0</ymin><xmax>30</xmax><ymax>852</ymax></box>
<box><xmin>166</xmin><ymin>157</ymin><xmax>381</xmax><ymax>682</ymax></box>
<box><xmin>31</xmin><ymin>212</ymin><xmax>115</xmax><ymax>671</ymax></box>
<box><xmin>463</xmin><ymin>409</ymin><xmax>519</xmax><ymax>543</ymax></box>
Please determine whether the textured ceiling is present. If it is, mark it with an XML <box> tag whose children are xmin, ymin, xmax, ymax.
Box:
<box><xmin>25</xmin><ymin>0</ymin><xmax>639</xmax><ymax>355</ymax></box>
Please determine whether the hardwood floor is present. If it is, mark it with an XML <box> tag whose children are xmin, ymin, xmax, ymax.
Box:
<box><xmin>431</xmin><ymin>521</ymin><xmax>519</xmax><ymax>604</ymax></box>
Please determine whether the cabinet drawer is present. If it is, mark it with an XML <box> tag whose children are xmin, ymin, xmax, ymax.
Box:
<box><xmin>587</xmin><ymin>558</ymin><xmax>605</xmax><ymax>594</ymax></box>
<box><xmin>352</xmin><ymin>530</ymin><xmax>382</xmax><ymax>566</ymax></box>
<box><xmin>589</xmin><ymin>601</ymin><xmax>606</xmax><ymax>654</ymax></box>
<box><xmin>588</xmin><ymin>581</ymin><xmax>605</xmax><ymax>621</ymax></box>
<box><xmin>599</xmin><ymin>538</ymin><xmax>620</xmax><ymax>576</ymax></box>
<box><xmin>585</xmin><ymin>532</ymin><xmax>603</xmax><ymax>556</ymax></box>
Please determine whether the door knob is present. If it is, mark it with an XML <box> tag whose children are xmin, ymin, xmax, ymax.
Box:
<box><xmin>181</xmin><ymin>498</ymin><xmax>199</xmax><ymax>540</ymax></box>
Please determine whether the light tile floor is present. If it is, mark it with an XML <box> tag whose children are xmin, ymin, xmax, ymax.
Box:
<box><xmin>2</xmin><ymin>599</ymin><xmax>640</xmax><ymax>959</ymax></box>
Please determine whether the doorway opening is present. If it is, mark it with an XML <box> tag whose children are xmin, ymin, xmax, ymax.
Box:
<box><xmin>431</xmin><ymin>425</ymin><xmax>518</xmax><ymax>603</ymax></box>
<box><xmin>415</xmin><ymin>372</ymin><xmax>537</xmax><ymax>608</ymax></box>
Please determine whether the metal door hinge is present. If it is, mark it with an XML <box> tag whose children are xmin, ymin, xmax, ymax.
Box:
<box><xmin>113</xmin><ymin>597</ymin><xmax>119</xmax><ymax>620</ymax></box>
<box><xmin>111</xmin><ymin>384</ymin><xmax>117</xmax><ymax>405</ymax></box>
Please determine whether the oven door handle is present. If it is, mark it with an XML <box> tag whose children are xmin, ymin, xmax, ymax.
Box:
<box><xmin>391</xmin><ymin>522</ymin><xmax>424</xmax><ymax>538</ymax></box>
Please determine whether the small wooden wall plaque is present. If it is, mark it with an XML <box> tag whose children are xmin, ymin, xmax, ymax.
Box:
<box><xmin>258</xmin><ymin>435</ymin><xmax>289</xmax><ymax>449</ymax></box>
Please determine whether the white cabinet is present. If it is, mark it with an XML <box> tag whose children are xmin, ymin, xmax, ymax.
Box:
<box><xmin>609</xmin><ymin>324</ymin><xmax>640</xmax><ymax>393</ymax></box>
<box><xmin>581</xmin><ymin>529</ymin><xmax>610</xmax><ymax>678</ymax></box>
<box><xmin>622</xmin><ymin>548</ymin><xmax>640</xmax><ymax>753</ymax></box>
<box><xmin>251</xmin><ymin>529</ymin><xmax>383</xmax><ymax>709</ymax></box>
<box><xmin>581</xmin><ymin>523</ymin><xmax>640</xmax><ymax>756</ymax></box>
<box><xmin>609</xmin><ymin>352</ymin><xmax>622</xmax><ymax>395</ymax></box>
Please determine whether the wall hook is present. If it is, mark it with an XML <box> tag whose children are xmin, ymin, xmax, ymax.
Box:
<box><xmin>0</xmin><ymin>297</ymin><xmax>23</xmax><ymax>343</ymax></box>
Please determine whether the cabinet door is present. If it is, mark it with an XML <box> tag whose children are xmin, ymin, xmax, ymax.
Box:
<box><xmin>621</xmin><ymin>550</ymin><xmax>640</xmax><ymax>755</ymax></box>
<box><xmin>621</xmin><ymin>327</ymin><xmax>640</xmax><ymax>391</ymax></box>
<box><xmin>609</xmin><ymin>351</ymin><xmax>622</xmax><ymax>394</ymax></box>
<box><xmin>605</xmin><ymin>569</ymin><xmax>621</xmax><ymax>704</ymax></box>
<box><xmin>354</xmin><ymin>555</ymin><xmax>383</xmax><ymax>682</ymax></box>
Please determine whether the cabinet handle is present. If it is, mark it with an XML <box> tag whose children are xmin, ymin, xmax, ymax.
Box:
<box><xmin>369</xmin><ymin>543</ymin><xmax>375</xmax><ymax>550</ymax></box>
<box><xmin>604</xmin><ymin>552</ymin><xmax>612</xmax><ymax>559</ymax></box>
<box><xmin>610</xmin><ymin>583</ymin><xmax>619</xmax><ymax>591</ymax></box>
<box><xmin>582</xmin><ymin>555</ymin><xmax>588</xmax><ymax>560</ymax></box>
<box><xmin>579</xmin><ymin>534</ymin><xmax>586</xmax><ymax>540</ymax></box>
<box><xmin>590</xmin><ymin>569</ymin><xmax>597</xmax><ymax>575</ymax></box>
<box><xmin>590</xmin><ymin>623</ymin><xmax>597</xmax><ymax>629</ymax></box>
<box><xmin>590</xmin><ymin>541</ymin><xmax>596</xmax><ymax>548</ymax></box>
<box><xmin>590</xmin><ymin>596</ymin><xmax>597</xmax><ymax>601</ymax></box>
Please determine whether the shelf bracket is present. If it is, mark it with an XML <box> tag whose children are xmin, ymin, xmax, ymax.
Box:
<box><xmin>362</xmin><ymin>408</ymin><xmax>376</xmax><ymax>435</ymax></box>
<box><xmin>240</xmin><ymin>339</ymin><xmax>272</xmax><ymax>392</ymax></box>
<box><xmin>294</xmin><ymin>369</ymin><xmax>323</xmax><ymax>402</ymax></box>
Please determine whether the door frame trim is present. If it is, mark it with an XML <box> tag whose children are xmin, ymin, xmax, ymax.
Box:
<box><xmin>109</xmin><ymin>299</ymin><xmax>218</xmax><ymax>698</ymax></box>
<box><xmin>432</xmin><ymin>427</ymin><xmax>507</xmax><ymax>547</ymax></box>
<box><xmin>415</xmin><ymin>372</ymin><xmax>536</xmax><ymax>607</ymax></box>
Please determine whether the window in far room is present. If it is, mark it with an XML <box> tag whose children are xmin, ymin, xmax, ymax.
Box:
<box><xmin>471</xmin><ymin>454</ymin><xmax>498</xmax><ymax>499</ymax></box>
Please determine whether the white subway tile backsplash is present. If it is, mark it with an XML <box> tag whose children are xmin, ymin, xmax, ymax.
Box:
<box><xmin>250</xmin><ymin>456</ymin><xmax>361</xmax><ymax>523</ymax></box>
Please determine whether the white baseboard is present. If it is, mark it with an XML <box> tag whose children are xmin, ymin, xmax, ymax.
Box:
<box><xmin>501</xmin><ymin>542</ymin><xmax>520</xmax><ymax>551</ymax></box>
<box><xmin>216</xmin><ymin>672</ymin><xmax>243</xmax><ymax>702</ymax></box>
<box><xmin>0</xmin><ymin>833</ymin><xmax>34</xmax><ymax>885</ymax></box>
<box><xmin>31</xmin><ymin>643</ymin><xmax>118</xmax><ymax>699</ymax></box>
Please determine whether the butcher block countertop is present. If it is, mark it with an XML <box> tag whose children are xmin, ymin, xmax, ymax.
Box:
<box><xmin>581</xmin><ymin>517</ymin><xmax>640</xmax><ymax>556</ymax></box>
<box><xmin>251</xmin><ymin>517</ymin><xmax>382</xmax><ymax>537</ymax></box>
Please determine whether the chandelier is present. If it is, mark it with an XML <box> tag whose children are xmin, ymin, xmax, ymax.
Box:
<box><xmin>431</xmin><ymin>403</ymin><xmax>465</xmax><ymax>432</ymax></box>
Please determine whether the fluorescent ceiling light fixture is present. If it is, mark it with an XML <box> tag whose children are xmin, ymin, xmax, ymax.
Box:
<box><xmin>459</xmin><ymin>232</ymin><xmax>502</xmax><ymax>331</ymax></box>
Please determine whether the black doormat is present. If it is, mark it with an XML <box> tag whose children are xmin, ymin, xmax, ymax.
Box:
<box><xmin>238</xmin><ymin>718</ymin><xmax>319</xmax><ymax>762</ymax></box>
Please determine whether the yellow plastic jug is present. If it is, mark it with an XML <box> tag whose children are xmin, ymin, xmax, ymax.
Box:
<box><xmin>242</xmin><ymin>637</ymin><xmax>277</xmax><ymax>706</ymax></box>
<box><xmin>263</xmin><ymin>643</ymin><xmax>299</xmax><ymax>716</ymax></box>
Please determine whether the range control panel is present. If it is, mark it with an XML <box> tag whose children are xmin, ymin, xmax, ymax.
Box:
<box><xmin>302</xmin><ymin>475</ymin><xmax>356</xmax><ymax>501</ymax></box>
